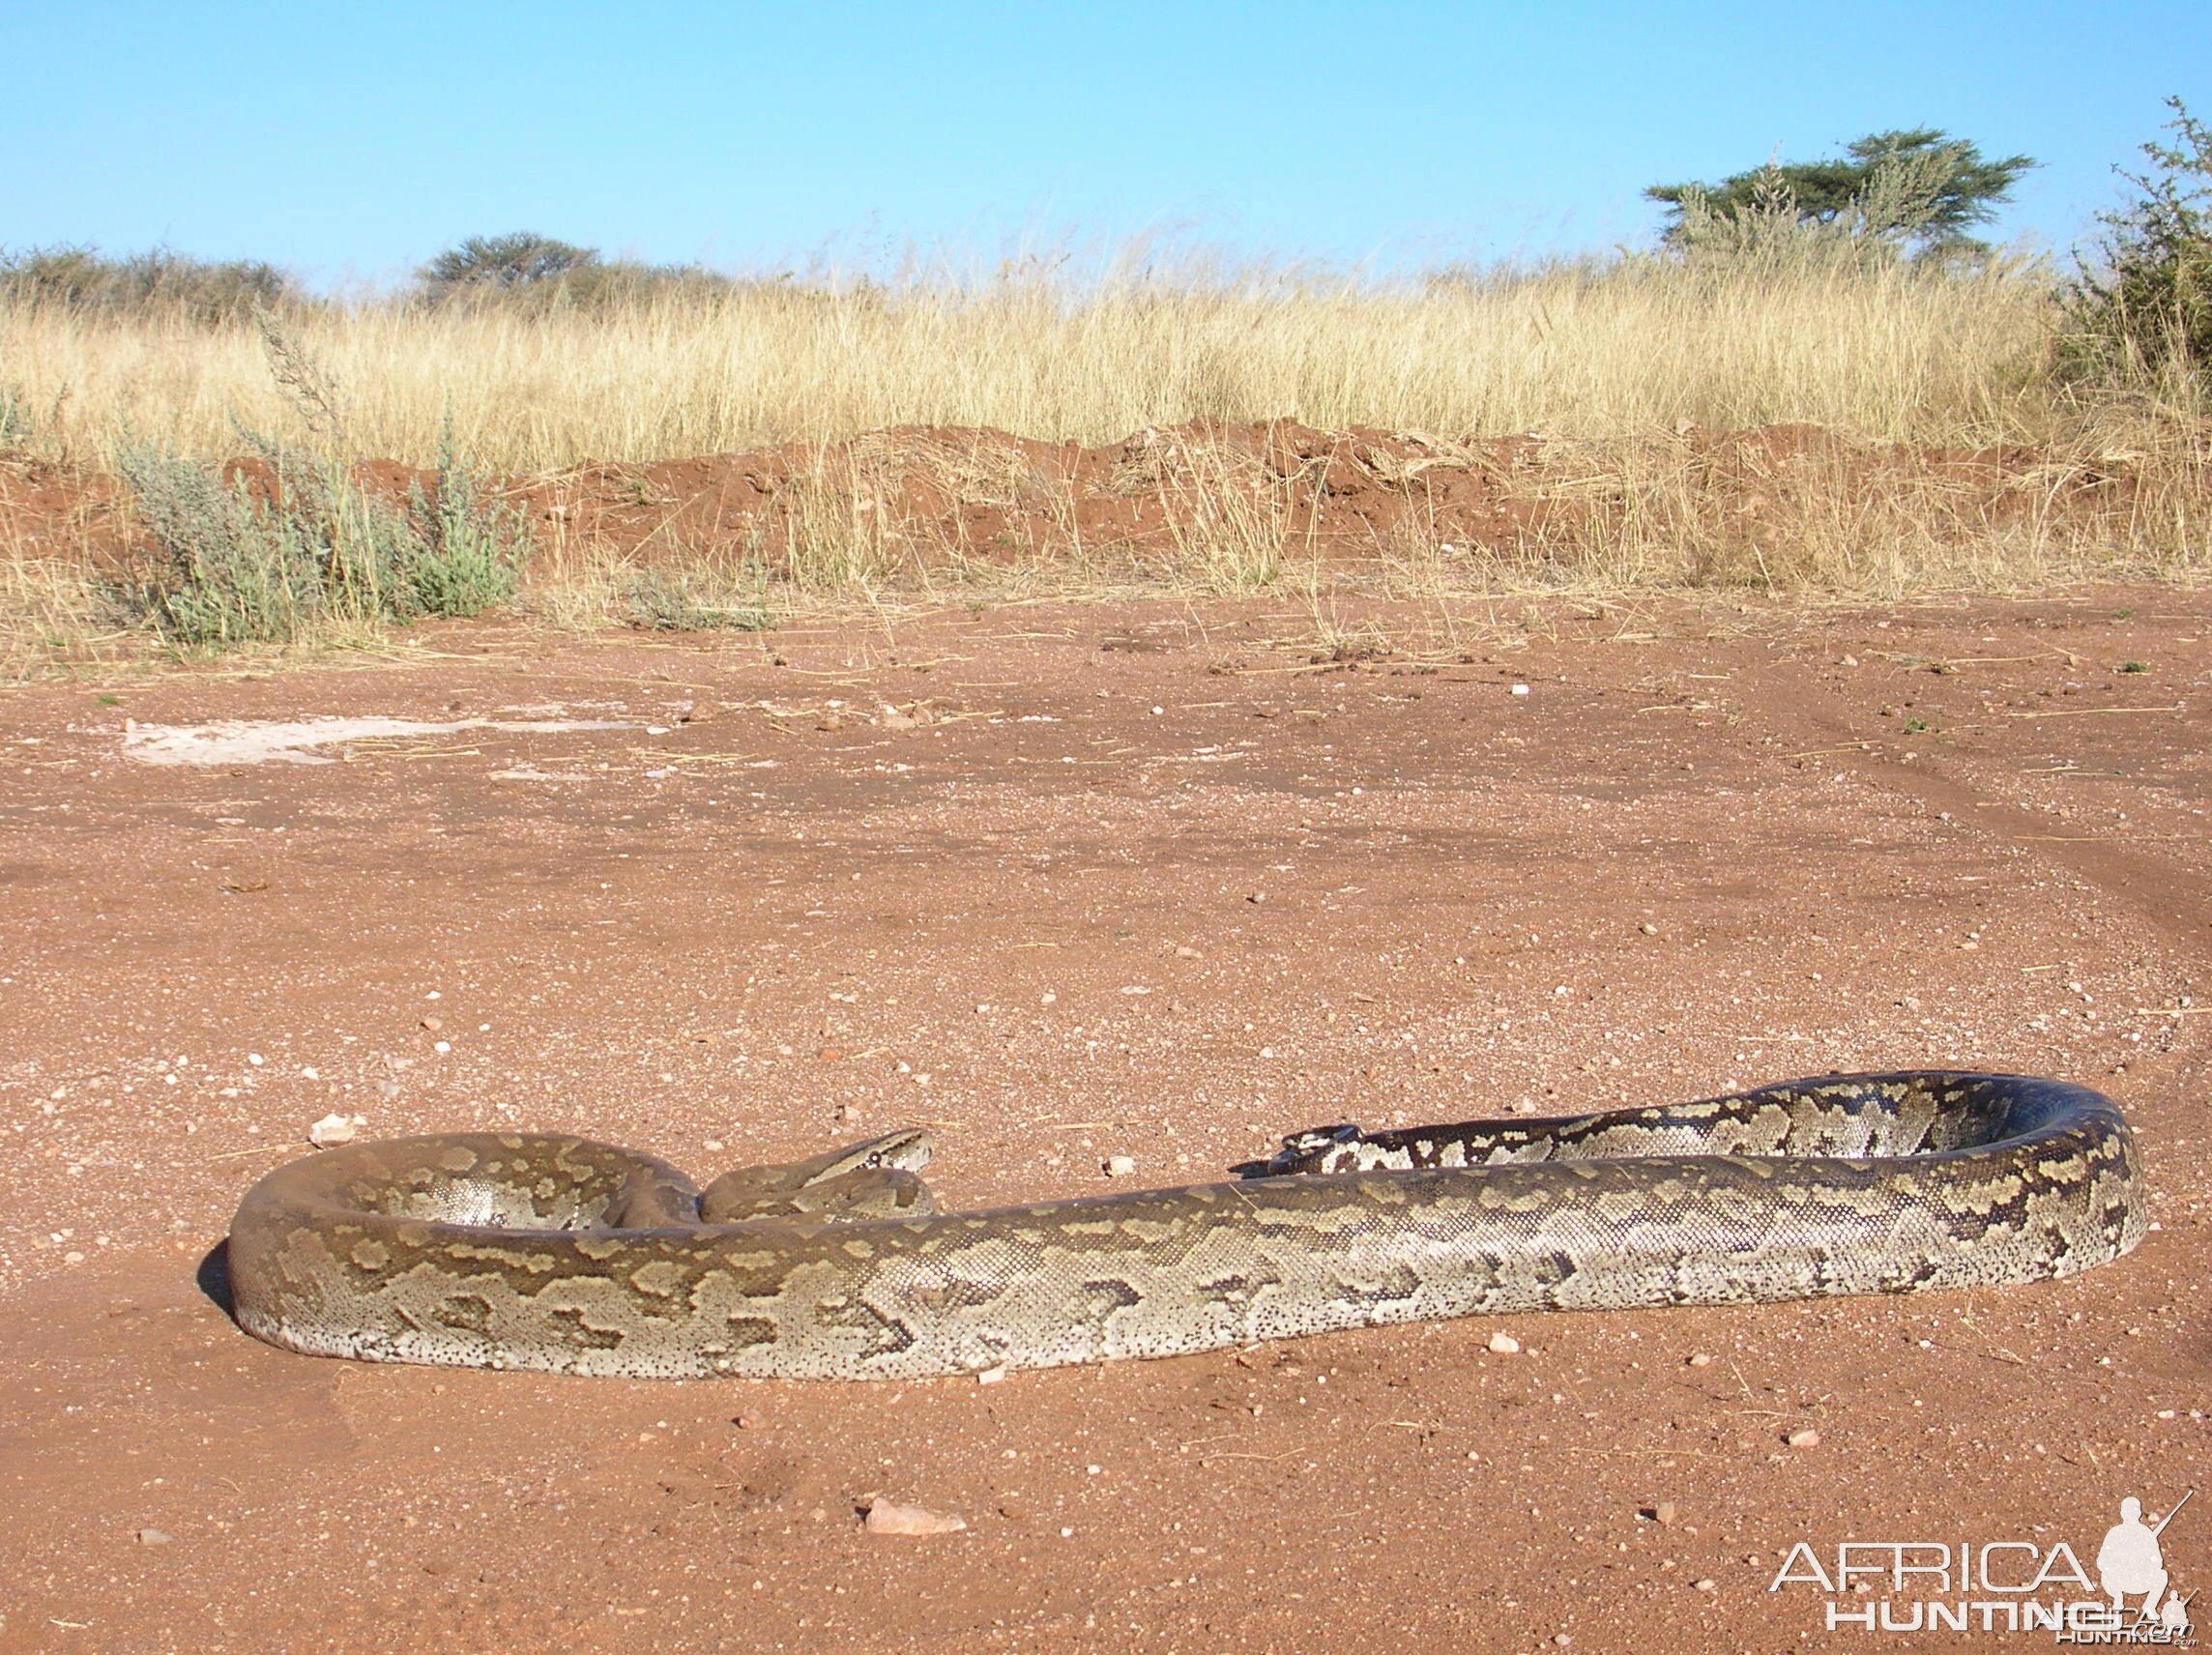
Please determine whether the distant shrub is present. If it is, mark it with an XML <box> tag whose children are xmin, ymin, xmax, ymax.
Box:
<box><xmin>418</xmin><ymin>231</ymin><xmax>600</xmax><ymax>299</ymax></box>
<box><xmin>415</xmin><ymin>230</ymin><xmax>745</xmax><ymax>312</ymax></box>
<box><xmin>2066</xmin><ymin>97</ymin><xmax>2212</xmax><ymax>384</ymax></box>
<box><xmin>0</xmin><ymin>246</ymin><xmax>304</xmax><ymax>325</ymax></box>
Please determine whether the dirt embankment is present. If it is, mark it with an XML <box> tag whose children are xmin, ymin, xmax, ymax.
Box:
<box><xmin>1</xmin><ymin>419</ymin><xmax>2182</xmax><ymax>587</ymax></box>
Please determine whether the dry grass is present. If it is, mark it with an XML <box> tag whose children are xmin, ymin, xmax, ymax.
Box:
<box><xmin>0</xmin><ymin>542</ymin><xmax>114</xmax><ymax>678</ymax></box>
<box><xmin>3</xmin><ymin>257</ymin><xmax>2063</xmax><ymax>472</ymax></box>
<box><xmin>1488</xmin><ymin>406</ymin><xmax>2211</xmax><ymax>597</ymax></box>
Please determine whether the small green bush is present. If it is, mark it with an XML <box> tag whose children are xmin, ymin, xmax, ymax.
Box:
<box><xmin>401</xmin><ymin>421</ymin><xmax>527</xmax><ymax>617</ymax></box>
<box><xmin>117</xmin><ymin>425</ymin><xmax>529</xmax><ymax>650</ymax></box>
<box><xmin>116</xmin><ymin>441</ymin><xmax>330</xmax><ymax>647</ymax></box>
<box><xmin>2067</xmin><ymin>97</ymin><xmax>2212</xmax><ymax>382</ymax></box>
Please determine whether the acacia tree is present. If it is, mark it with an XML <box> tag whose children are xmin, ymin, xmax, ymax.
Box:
<box><xmin>1646</xmin><ymin>130</ymin><xmax>2036</xmax><ymax>257</ymax></box>
<box><xmin>417</xmin><ymin>232</ymin><xmax>599</xmax><ymax>298</ymax></box>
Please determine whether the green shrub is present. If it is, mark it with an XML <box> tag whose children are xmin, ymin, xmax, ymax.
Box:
<box><xmin>401</xmin><ymin>421</ymin><xmax>527</xmax><ymax>617</ymax></box>
<box><xmin>116</xmin><ymin>441</ymin><xmax>329</xmax><ymax>647</ymax></box>
<box><xmin>117</xmin><ymin>425</ymin><xmax>529</xmax><ymax>650</ymax></box>
<box><xmin>2067</xmin><ymin>97</ymin><xmax>2212</xmax><ymax>383</ymax></box>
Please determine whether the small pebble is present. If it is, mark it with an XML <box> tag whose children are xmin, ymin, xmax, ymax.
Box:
<box><xmin>1787</xmin><ymin>1428</ymin><xmax>1821</xmax><ymax>1448</ymax></box>
<box><xmin>1694</xmin><ymin>1578</ymin><xmax>1716</xmax><ymax>1591</ymax></box>
<box><xmin>975</xmin><ymin>1366</ymin><xmax>1007</xmax><ymax>1385</ymax></box>
<box><xmin>1511</xmin><ymin>684</ymin><xmax>1531</xmax><ymax>697</ymax></box>
<box><xmin>1639</xmin><ymin>922</ymin><xmax>1658</xmax><ymax>935</ymax></box>
<box><xmin>1655</xmin><ymin>1501</ymin><xmax>1678</xmax><ymax>1525</ymax></box>
<box><xmin>1687</xmin><ymin>1352</ymin><xmax>1712</xmax><ymax>1367</ymax></box>
<box><xmin>1104</xmin><ymin>1155</ymin><xmax>1138</xmax><ymax>1177</ymax></box>
<box><xmin>135</xmin><ymin>1528</ymin><xmax>174</xmax><ymax>1545</ymax></box>
<box><xmin>1487</xmin><ymin>1331</ymin><xmax>1521</xmax><ymax>1354</ymax></box>
<box><xmin>308</xmin><ymin>1113</ymin><xmax>366</xmax><ymax>1148</ymax></box>
<box><xmin>420</xmin><ymin>1015</ymin><xmax>444</xmax><ymax>1032</ymax></box>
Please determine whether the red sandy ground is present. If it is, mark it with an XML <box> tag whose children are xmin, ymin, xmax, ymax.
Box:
<box><xmin>0</xmin><ymin>589</ymin><xmax>2206</xmax><ymax>1654</ymax></box>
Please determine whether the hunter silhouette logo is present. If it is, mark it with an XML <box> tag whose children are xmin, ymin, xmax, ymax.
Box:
<box><xmin>2098</xmin><ymin>1493</ymin><xmax>2193</xmax><ymax>1638</ymax></box>
<box><xmin>1767</xmin><ymin>1487</ymin><xmax>2195</xmax><ymax>1640</ymax></box>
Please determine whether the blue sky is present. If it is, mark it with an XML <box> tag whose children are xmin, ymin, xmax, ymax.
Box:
<box><xmin>4</xmin><ymin>1</ymin><xmax>2204</xmax><ymax>285</ymax></box>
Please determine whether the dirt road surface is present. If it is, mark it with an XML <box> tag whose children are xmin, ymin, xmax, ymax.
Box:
<box><xmin>2</xmin><ymin>591</ymin><xmax>2205</xmax><ymax>1653</ymax></box>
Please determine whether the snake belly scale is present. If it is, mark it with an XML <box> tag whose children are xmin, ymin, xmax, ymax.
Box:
<box><xmin>226</xmin><ymin>1072</ymin><xmax>2145</xmax><ymax>1381</ymax></box>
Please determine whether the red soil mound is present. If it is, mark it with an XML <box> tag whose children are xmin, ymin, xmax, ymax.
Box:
<box><xmin>0</xmin><ymin>419</ymin><xmax>2170</xmax><ymax>586</ymax></box>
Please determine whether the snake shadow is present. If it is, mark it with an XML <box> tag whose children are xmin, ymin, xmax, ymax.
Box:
<box><xmin>195</xmin><ymin>1238</ymin><xmax>236</xmax><ymax>1318</ymax></box>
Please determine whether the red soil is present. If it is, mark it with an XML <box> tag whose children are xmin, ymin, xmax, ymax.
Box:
<box><xmin>0</xmin><ymin>588</ymin><xmax>2206</xmax><ymax>1652</ymax></box>
<box><xmin>0</xmin><ymin>420</ymin><xmax>2150</xmax><ymax>583</ymax></box>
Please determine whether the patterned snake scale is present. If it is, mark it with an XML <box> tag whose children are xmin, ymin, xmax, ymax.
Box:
<box><xmin>227</xmin><ymin>1071</ymin><xmax>2145</xmax><ymax>1381</ymax></box>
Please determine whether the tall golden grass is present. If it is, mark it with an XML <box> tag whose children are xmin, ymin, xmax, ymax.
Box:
<box><xmin>2</xmin><ymin>256</ymin><xmax>2068</xmax><ymax>471</ymax></box>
